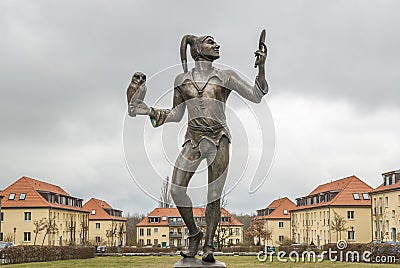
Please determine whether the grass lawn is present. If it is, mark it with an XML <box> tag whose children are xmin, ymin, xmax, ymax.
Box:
<box><xmin>5</xmin><ymin>256</ymin><xmax>398</xmax><ymax>267</ymax></box>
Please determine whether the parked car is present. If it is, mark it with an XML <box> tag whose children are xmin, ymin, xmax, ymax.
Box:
<box><xmin>96</xmin><ymin>246</ymin><xmax>106</xmax><ymax>253</ymax></box>
<box><xmin>0</xmin><ymin>242</ymin><xmax>14</xmax><ymax>250</ymax></box>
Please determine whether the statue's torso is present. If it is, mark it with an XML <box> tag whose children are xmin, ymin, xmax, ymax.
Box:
<box><xmin>175</xmin><ymin>68</ymin><xmax>232</xmax><ymax>147</ymax></box>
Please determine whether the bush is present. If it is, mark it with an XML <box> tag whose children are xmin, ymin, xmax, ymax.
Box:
<box><xmin>104</xmin><ymin>246</ymin><xmax>176</xmax><ymax>254</ymax></box>
<box><xmin>3</xmin><ymin>245</ymin><xmax>95</xmax><ymax>264</ymax></box>
<box><xmin>221</xmin><ymin>246</ymin><xmax>263</xmax><ymax>253</ymax></box>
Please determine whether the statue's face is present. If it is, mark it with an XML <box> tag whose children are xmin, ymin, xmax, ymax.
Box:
<box><xmin>199</xmin><ymin>37</ymin><xmax>220</xmax><ymax>61</ymax></box>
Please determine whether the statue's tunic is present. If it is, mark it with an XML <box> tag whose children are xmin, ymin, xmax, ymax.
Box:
<box><xmin>149</xmin><ymin>67</ymin><xmax>267</xmax><ymax>148</ymax></box>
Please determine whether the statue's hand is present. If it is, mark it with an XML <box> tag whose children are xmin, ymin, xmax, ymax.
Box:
<box><xmin>128</xmin><ymin>99</ymin><xmax>150</xmax><ymax>116</ymax></box>
<box><xmin>254</xmin><ymin>43</ymin><xmax>267</xmax><ymax>68</ymax></box>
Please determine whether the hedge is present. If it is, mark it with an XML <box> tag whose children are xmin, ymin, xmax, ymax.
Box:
<box><xmin>2</xmin><ymin>245</ymin><xmax>95</xmax><ymax>264</ymax></box>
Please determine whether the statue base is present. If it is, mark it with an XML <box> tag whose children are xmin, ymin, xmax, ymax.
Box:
<box><xmin>174</xmin><ymin>258</ymin><xmax>226</xmax><ymax>268</ymax></box>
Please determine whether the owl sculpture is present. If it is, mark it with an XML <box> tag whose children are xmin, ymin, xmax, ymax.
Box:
<box><xmin>127</xmin><ymin>72</ymin><xmax>147</xmax><ymax>117</ymax></box>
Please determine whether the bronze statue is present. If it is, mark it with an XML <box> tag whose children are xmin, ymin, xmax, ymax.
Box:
<box><xmin>129</xmin><ymin>30</ymin><xmax>268</xmax><ymax>263</ymax></box>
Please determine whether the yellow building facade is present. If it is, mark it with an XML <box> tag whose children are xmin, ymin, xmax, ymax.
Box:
<box><xmin>291</xmin><ymin>176</ymin><xmax>373</xmax><ymax>246</ymax></box>
<box><xmin>0</xmin><ymin>177</ymin><xmax>89</xmax><ymax>246</ymax></box>
<box><xmin>370</xmin><ymin>169</ymin><xmax>400</xmax><ymax>243</ymax></box>
<box><xmin>255</xmin><ymin>197</ymin><xmax>296</xmax><ymax>246</ymax></box>
<box><xmin>83</xmin><ymin>198</ymin><xmax>126</xmax><ymax>246</ymax></box>
<box><xmin>137</xmin><ymin>208</ymin><xmax>243</xmax><ymax>249</ymax></box>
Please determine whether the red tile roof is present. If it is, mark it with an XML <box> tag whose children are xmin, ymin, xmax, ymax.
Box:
<box><xmin>370</xmin><ymin>170</ymin><xmax>400</xmax><ymax>194</ymax></box>
<box><xmin>137</xmin><ymin>207</ymin><xmax>243</xmax><ymax>227</ymax></box>
<box><xmin>0</xmin><ymin>176</ymin><xmax>86</xmax><ymax>212</ymax></box>
<box><xmin>83</xmin><ymin>198</ymin><xmax>126</xmax><ymax>221</ymax></box>
<box><xmin>291</xmin><ymin>175</ymin><xmax>373</xmax><ymax>211</ymax></box>
<box><xmin>256</xmin><ymin>197</ymin><xmax>296</xmax><ymax>220</ymax></box>
<box><xmin>370</xmin><ymin>182</ymin><xmax>400</xmax><ymax>193</ymax></box>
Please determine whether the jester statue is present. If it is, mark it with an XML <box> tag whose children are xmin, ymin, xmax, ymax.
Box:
<box><xmin>129</xmin><ymin>30</ymin><xmax>268</xmax><ymax>263</ymax></box>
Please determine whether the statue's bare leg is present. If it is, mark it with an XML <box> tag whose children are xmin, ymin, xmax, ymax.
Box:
<box><xmin>170</xmin><ymin>142</ymin><xmax>202</xmax><ymax>257</ymax></box>
<box><xmin>203</xmin><ymin>136</ymin><xmax>230</xmax><ymax>262</ymax></box>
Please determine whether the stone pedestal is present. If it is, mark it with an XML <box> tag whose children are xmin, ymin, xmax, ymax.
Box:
<box><xmin>174</xmin><ymin>258</ymin><xmax>226</xmax><ymax>268</ymax></box>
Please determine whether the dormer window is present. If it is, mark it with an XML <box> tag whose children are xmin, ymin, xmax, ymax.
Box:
<box><xmin>91</xmin><ymin>209</ymin><xmax>96</xmax><ymax>215</ymax></box>
<box><xmin>19</xmin><ymin>193</ymin><xmax>26</xmax><ymax>200</ymax></box>
<box><xmin>353</xmin><ymin>193</ymin><xmax>360</xmax><ymax>200</ymax></box>
<box><xmin>362</xmin><ymin>193</ymin><xmax>370</xmax><ymax>200</ymax></box>
<box><xmin>283</xmin><ymin>209</ymin><xmax>288</xmax><ymax>215</ymax></box>
<box><xmin>162</xmin><ymin>216</ymin><xmax>167</xmax><ymax>221</ymax></box>
<box><xmin>8</xmin><ymin>193</ymin><xmax>15</xmax><ymax>200</ymax></box>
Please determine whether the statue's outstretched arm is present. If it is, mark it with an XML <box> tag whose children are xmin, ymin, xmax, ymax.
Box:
<box><xmin>149</xmin><ymin>87</ymin><xmax>186</xmax><ymax>128</ymax></box>
<box><xmin>227</xmin><ymin>44</ymin><xmax>268</xmax><ymax>103</ymax></box>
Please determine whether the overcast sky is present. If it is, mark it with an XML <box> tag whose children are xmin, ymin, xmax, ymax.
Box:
<box><xmin>1</xmin><ymin>1</ymin><xmax>399</xmax><ymax>216</ymax></box>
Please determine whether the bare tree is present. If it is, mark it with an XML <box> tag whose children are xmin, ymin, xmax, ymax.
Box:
<box><xmin>331</xmin><ymin>210</ymin><xmax>347</xmax><ymax>241</ymax></box>
<box><xmin>125</xmin><ymin>213</ymin><xmax>145</xmax><ymax>246</ymax></box>
<box><xmin>80</xmin><ymin>214</ymin><xmax>89</xmax><ymax>245</ymax></box>
<box><xmin>33</xmin><ymin>217</ymin><xmax>47</xmax><ymax>245</ymax></box>
<box><xmin>246</xmin><ymin>219</ymin><xmax>271</xmax><ymax>246</ymax></box>
<box><xmin>42</xmin><ymin>216</ymin><xmax>58</xmax><ymax>246</ymax></box>
<box><xmin>159</xmin><ymin>176</ymin><xmax>172</xmax><ymax>208</ymax></box>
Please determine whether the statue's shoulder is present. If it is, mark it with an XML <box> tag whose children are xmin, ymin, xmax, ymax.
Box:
<box><xmin>174</xmin><ymin>72</ymin><xmax>191</xmax><ymax>87</ymax></box>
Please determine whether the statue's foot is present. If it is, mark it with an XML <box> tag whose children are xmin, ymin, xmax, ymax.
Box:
<box><xmin>180</xmin><ymin>229</ymin><xmax>203</xmax><ymax>258</ymax></box>
<box><xmin>202</xmin><ymin>245</ymin><xmax>215</xmax><ymax>262</ymax></box>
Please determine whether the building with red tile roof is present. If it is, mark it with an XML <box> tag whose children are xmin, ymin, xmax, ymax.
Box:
<box><xmin>83</xmin><ymin>198</ymin><xmax>126</xmax><ymax>246</ymax></box>
<box><xmin>136</xmin><ymin>207</ymin><xmax>243</xmax><ymax>249</ymax></box>
<box><xmin>0</xmin><ymin>176</ymin><xmax>88</xmax><ymax>246</ymax></box>
<box><xmin>290</xmin><ymin>175</ymin><xmax>373</xmax><ymax>246</ymax></box>
<box><xmin>253</xmin><ymin>197</ymin><xmax>296</xmax><ymax>245</ymax></box>
<box><xmin>369</xmin><ymin>169</ymin><xmax>400</xmax><ymax>243</ymax></box>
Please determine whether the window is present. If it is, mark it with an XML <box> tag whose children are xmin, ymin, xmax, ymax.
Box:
<box><xmin>353</xmin><ymin>193</ymin><xmax>360</xmax><ymax>200</ymax></box>
<box><xmin>24</xmin><ymin>232</ymin><xmax>31</xmax><ymax>242</ymax></box>
<box><xmin>236</xmin><ymin>228</ymin><xmax>240</xmax><ymax>236</ymax></box>
<box><xmin>96</xmin><ymin>223</ymin><xmax>101</xmax><ymax>229</ymax></box>
<box><xmin>91</xmin><ymin>209</ymin><xmax>96</xmax><ymax>215</ymax></box>
<box><xmin>146</xmin><ymin>228</ymin><xmax>151</xmax><ymax>236</ymax></box>
<box><xmin>8</xmin><ymin>193</ymin><xmax>15</xmax><ymax>200</ymax></box>
<box><xmin>229</xmin><ymin>228</ymin><xmax>233</xmax><ymax>236</ymax></box>
<box><xmin>236</xmin><ymin>239</ymin><xmax>240</xmax><ymax>245</ymax></box>
<box><xmin>0</xmin><ymin>212</ymin><xmax>3</xmax><ymax>221</ymax></box>
<box><xmin>154</xmin><ymin>228</ymin><xmax>158</xmax><ymax>234</ymax></box>
<box><xmin>228</xmin><ymin>239</ymin><xmax>233</xmax><ymax>245</ymax></box>
<box><xmin>19</xmin><ymin>193</ymin><xmax>26</xmax><ymax>200</ymax></box>
<box><xmin>154</xmin><ymin>239</ymin><xmax>158</xmax><ymax>246</ymax></box>
<box><xmin>385</xmin><ymin>197</ymin><xmax>389</xmax><ymax>207</ymax></box>
<box><xmin>283</xmin><ymin>209</ymin><xmax>288</xmax><ymax>215</ymax></box>
<box><xmin>0</xmin><ymin>233</ymin><xmax>3</xmax><ymax>241</ymax></box>
<box><xmin>162</xmin><ymin>234</ymin><xmax>166</xmax><ymax>238</ymax></box>
<box><xmin>392</xmin><ymin>210</ymin><xmax>396</xmax><ymax>218</ymax></box>
<box><xmin>95</xmin><ymin>236</ymin><xmax>101</xmax><ymax>243</ymax></box>
<box><xmin>348</xmin><ymin>230</ymin><xmax>355</xmax><ymax>241</ymax></box>
<box><xmin>279</xmin><ymin>222</ymin><xmax>284</xmax><ymax>228</ymax></box>
<box><xmin>146</xmin><ymin>239</ymin><xmax>151</xmax><ymax>245</ymax></box>
<box><xmin>362</xmin><ymin>193</ymin><xmax>369</xmax><ymax>200</ymax></box>
<box><xmin>279</xmin><ymin>235</ymin><xmax>284</xmax><ymax>243</ymax></box>
<box><xmin>24</xmin><ymin>212</ymin><xmax>32</xmax><ymax>221</ymax></box>
<box><xmin>139</xmin><ymin>239</ymin><xmax>144</xmax><ymax>247</ymax></box>
<box><xmin>347</xmin><ymin>211</ymin><xmax>354</xmax><ymax>220</ymax></box>
<box><xmin>149</xmin><ymin>217</ymin><xmax>160</xmax><ymax>223</ymax></box>
<box><xmin>162</xmin><ymin>216</ymin><xmax>167</xmax><ymax>221</ymax></box>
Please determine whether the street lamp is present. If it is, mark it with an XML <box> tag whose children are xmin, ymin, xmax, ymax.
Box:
<box><xmin>0</xmin><ymin>195</ymin><xmax>3</xmax><ymax>241</ymax></box>
<box><xmin>350</xmin><ymin>226</ymin><xmax>354</xmax><ymax>242</ymax></box>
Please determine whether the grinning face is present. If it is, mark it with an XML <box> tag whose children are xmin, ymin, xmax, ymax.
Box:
<box><xmin>199</xmin><ymin>37</ymin><xmax>220</xmax><ymax>61</ymax></box>
<box><xmin>132</xmin><ymin>72</ymin><xmax>146</xmax><ymax>85</ymax></box>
